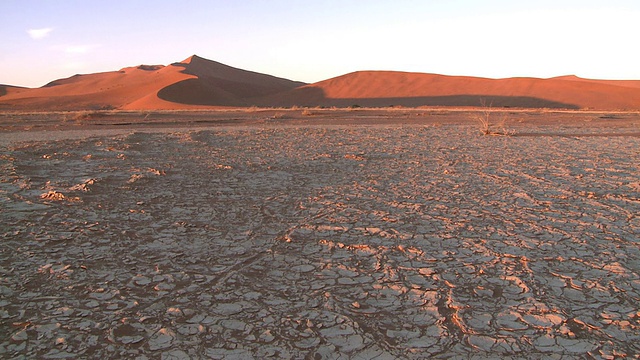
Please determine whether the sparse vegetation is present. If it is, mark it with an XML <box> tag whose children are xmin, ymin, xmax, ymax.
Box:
<box><xmin>473</xmin><ymin>100</ymin><xmax>515</xmax><ymax>136</ymax></box>
<box><xmin>302</xmin><ymin>108</ymin><xmax>320</xmax><ymax>116</ymax></box>
<box><xmin>270</xmin><ymin>112</ymin><xmax>287</xmax><ymax>120</ymax></box>
<box><xmin>72</xmin><ymin>110</ymin><xmax>111</xmax><ymax>121</ymax></box>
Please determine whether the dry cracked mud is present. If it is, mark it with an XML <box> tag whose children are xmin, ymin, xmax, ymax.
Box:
<box><xmin>1</xmin><ymin>123</ymin><xmax>639</xmax><ymax>359</ymax></box>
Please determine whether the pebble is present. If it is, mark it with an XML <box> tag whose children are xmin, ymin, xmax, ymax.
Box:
<box><xmin>148</xmin><ymin>328</ymin><xmax>175</xmax><ymax>351</ymax></box>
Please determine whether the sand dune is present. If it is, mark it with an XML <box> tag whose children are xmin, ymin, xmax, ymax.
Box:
<box><xmin>262</xmin><ymin>71</ymin><xmax>640</xmax><ymax>109</ymax></box>
<box><xmin>152</xmin><ymin>55</ymin><xmax>306</xmax><ymax>107</ymax></box>
<box><xmin>0</xmin><ymin>64</ymin><xmax>193</xmax><ymax>110</ymax></box>
<box><xmin>0</xmin><ymin>55</ymin><xmax>305</xmax><ymax>111</ymax></box>
<box><xmin>1</xmin><ymin>55</ymin><xmax>639</xmax><ymax>110</ymax></box>
<box><xmin>0</xmin><ymin>84</ymin><xmax>29</xmax><ymax>98</ymax></box>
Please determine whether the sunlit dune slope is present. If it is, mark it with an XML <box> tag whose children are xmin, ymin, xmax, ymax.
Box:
<box><xmin>0</xmin><ymin>63</ymin><xmax>193</xmax><ymax>110</ymax></box>
<box><xmin>259</xmin><ymin>71</ymin><xmax>640</xmax><ymax>110</ymax></box>
<box><xmin>552</xmin><ymin>75</ymin><xmax>640</xmax><ymax>89</ymax></box>
<box><xmin>0</xmin><ymin>84</ymin><xmax>30</xmax><ymax>98</ymax></box>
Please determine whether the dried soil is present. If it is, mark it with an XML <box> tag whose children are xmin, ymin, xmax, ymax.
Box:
<box><xmin>1</xmin><ymin>111</ymin><xmax>639</xmax><ymax>358</ymax></box>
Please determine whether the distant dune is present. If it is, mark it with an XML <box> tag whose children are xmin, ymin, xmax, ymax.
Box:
<box><xmin>1</xmin><ymin>55</ymin><xmax>639</xmax><ymax>110</ymax></box>
<box><xmin>260</xmin><ymin>72</ymin><xmax>640</xmax><ymax>110</ymax></box>
<box><xmin>551</xmin><ymin>75</ymin><xmax>640</xmax><ymax>89</ymax></box>
<box><xmin>0</xmin><ymin>84</ymin><xmax>29</xmax><ymax>98</ymax></box>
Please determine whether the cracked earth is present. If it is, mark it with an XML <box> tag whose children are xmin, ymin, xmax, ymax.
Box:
<box><xmin>1</xmin><ymin>123</ymin><xmax>639</xmax><ymax>359</ymax></box>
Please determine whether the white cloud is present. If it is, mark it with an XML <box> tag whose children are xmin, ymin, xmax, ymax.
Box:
<box><xmin>27</xmin><ymin>28</ymin><xmax>53</xmax><ymax>40</ymax></box>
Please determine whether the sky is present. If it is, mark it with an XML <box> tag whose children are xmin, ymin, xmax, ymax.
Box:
<box><xmin>1</xmin><ymin>0</ymin><xmax>639</xmax><ymax>88</ymax></box>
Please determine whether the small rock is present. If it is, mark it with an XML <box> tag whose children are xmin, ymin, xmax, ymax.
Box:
<box><xmin>177</xmin><ymin>324</ymin><xmax>204</xmax><ymax>335</ymax></box>
<box><xmin>12</xmin><ymin>329</ymin><xmax>28</xmax><ymax>341</ymax></box>
<box><xmin>161</xmin><ymin>349</ymin><xmax>191</xmax><ymax>360</ymax></box>
<box><xmin>166</xmin><ymin>307</ymin><xmax>183</xmax><ymax>316</ymax></box>
<box><xmin>295</xmin><ymin>336</ymin><xmax>321</xmax><ymax>349</ymax></box>
<box><xmin>120</xmin><ymin>335</ymin><xmax>145</xmax><ymax>345</ymax></box>
<box><xmin>468</xmin><ymin>335</ymin><xmax>496</xmax><ymax>351</ymax></box>
<box><xmin>291</xmin><ymin>264</ymin><xmax>315</xmax><ymax>273</ymax></box>
<box><xmin>213</xmin><ymin>303</ymin><xmax>243</xmax><ymax>315</ymax></box>
<box><xmin>260</xmin><ymin>330</ymin><xmax>275</xmax><ymax>343</ymax></box>
<box><xmin>134</xmin><ymin>276</ymin><xmax>151</xmax><ymax>286</ymax></box>
<box><xmin>148</xmin><ymin>328</ymin><xmax>175</xmax><ymax>351</ymax></box>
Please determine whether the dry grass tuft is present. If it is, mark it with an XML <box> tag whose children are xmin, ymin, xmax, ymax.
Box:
<box><xmin>473</xmin><ymin>100</ymin><xmax>515</xmax><ymax>136</ymax></box>
<box><xmin>302</xmin><ymin>108</ymin><xmax>323</xmax><ymax>116</ymax></box>
<box><xmin>71</xmin><ymin>110</ymin><xmax>111</xmax><ymax>121</ymax></box>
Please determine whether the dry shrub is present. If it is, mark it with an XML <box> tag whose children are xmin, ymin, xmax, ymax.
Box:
<box><xmin>473</xmin><ymin>100</ymin><xmax>515</xmax><ymax>136</ymax></box>
<box><xmin>40</xmin><ymin>191</ymin><xmax>80</xmax><ymax>202</ymax></box>
<box><xmin>40</xmin><ymin>191</ymin><xmax>66</xmax><ymax>201</ymax></box>
<box><xmin>302</xmin><ymin>108</ymin><xmax>322</xmax><ymax>116</ymax></box>
<box><xmin>73</xmin><ymin>110</ymin><xmax>110</xmax><ymax>121</ymax></box>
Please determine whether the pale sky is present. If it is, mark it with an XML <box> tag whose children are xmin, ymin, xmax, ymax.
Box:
<box><xmin>1</xmin><ymin>0</ymin><xmax>639</xmax><ymax>88</ymax></box>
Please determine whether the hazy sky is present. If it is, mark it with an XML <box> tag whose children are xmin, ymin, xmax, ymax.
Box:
<box><xmin>2</xmin><ymin>0</ymin><xmax>639</xmax><ymax>87</ymax></box>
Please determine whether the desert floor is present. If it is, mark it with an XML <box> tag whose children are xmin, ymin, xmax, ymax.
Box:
<box><xmin>1</xmin><ymin>109</ymin><xmax>639</xmax><ymax>359</ymax></box>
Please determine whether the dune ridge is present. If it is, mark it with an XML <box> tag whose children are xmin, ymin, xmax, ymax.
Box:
<box><xmin>1</xmin><ymin>55</ymin><xmax>639</xmax><ymax>110</ymax></box>
<box><xmin>551</xmin><ymin>75</ymin><xmax>640</xmax><ymax>89</ymax></box>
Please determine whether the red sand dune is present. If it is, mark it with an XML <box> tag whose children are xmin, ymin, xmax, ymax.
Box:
<box><xmin>0</xmin><ymin>63</ymin><xmax>193</xmax><ymax>111</ymax></box>
<box><xmin>0</xmin><ymin>84</ymin><xmax>29</xmax><ymax>98</ymax></box>
<box><xmin>0</xmin><ymin>55</ymin><xmax>305</xmax><ymax>111</ymax></box>
<box><xmin>149</xmin><ymin>55</ymin><xmax>306</xmax><ymax>108</ymax></box>
<box><xmin>260</xmin><ymin>71</ymin><xmax>640</xmax><ymax>110</ymax></box>
<box><xmin>1</xmin><ymin>55</ymin><xmax>639</xmax><ymax>110</ymax></box>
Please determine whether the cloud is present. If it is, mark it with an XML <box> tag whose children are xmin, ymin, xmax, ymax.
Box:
<box><xmin>27</xmin><ymin>28</ymin><xmax>53</xmax><ymax>40</ymax></box>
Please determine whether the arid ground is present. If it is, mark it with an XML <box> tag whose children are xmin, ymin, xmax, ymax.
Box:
<box><xmin>1</xmin><ymin>109</ymin><xmax>639</xmax><ymax>359</ymax></box>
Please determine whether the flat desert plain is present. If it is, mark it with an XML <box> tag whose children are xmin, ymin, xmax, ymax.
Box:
<box><xmin>1</xmin><ymin>109</ymin><xmax>639</xmax><ymax>359</ymax></box>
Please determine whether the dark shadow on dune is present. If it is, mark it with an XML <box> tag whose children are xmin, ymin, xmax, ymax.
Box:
<box><xmin>322</xmin><ymin>95</ymin><xmax>578</xmax><ymax>109</ymax></box>
<box><xmin>158</xmin><ymin>77</ymin><xmax>307</xmax><ymax>106</ymax></box>
<box><xmin>158</xmin><ymin>55</ymin><xmax>307</xmax><ymax>106</ymax></box>
<box><xmin>255</xmin><ymin>87</ymin><xmax>580</xmax><ymax>109</ymax></box>
<box><xmin>157</xmin><ymin>78</ymin><xmax>246</xmax><ymax>106</ymax></box>
<box><xmin>251</xmin><ymin>86</ymin><xmax>328</xmax><ymax>107</ymax></box>
<box><xmin>0</xmin><ymin>87</ymin><xmax>7</xmax><ymax>97</ymax></box>
<box><xmin>137</xmin><ymin>65</ymin><xmax>164</xmax><ymax>71</ymax></box>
